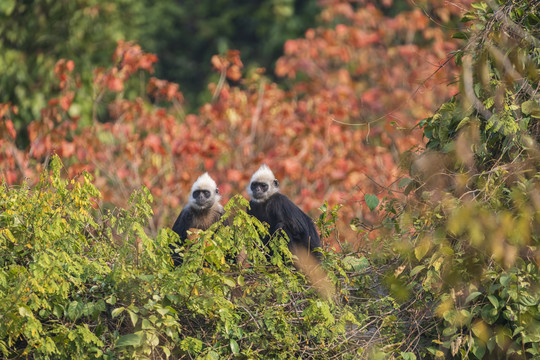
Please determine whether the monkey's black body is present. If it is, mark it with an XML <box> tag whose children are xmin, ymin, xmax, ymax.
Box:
<box><xmin>248</xmin><ymin>193</ymin><xmax>321</xmax><ymax>258</ymax></box>
<box><xmin>171</xmin><ymin>203</ymin><xmax>225</xmax><ymax>267</ymax></box>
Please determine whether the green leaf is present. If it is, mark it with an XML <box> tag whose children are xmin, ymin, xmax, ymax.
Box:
<box><xmin>414</xmin><ymin>239</ymin><xmax>431</xmax><ymax>261</ymax></box>
<box><xmin>398</xmin><ymin>178</ymin><xmax>412</xmax><ymax>189</ymax></box>
<box><xmin>111</xmin><ymin>307</ymin><xmax>125</xmax><ymax>318</ymax></box>
<box><xmin>142</xmin><ymin>319</ymin><xmax>154</xmax><ymax>330</ymax></box>
<box><xmin>471</xmin><ymin>339</ymin><xmax>486</xmax><ymax>359</ymax></box>
<box><xmin>512</xmin><ymin>326</ymin><xmax>524</xmax><ymax>337</ymax></box>
<box><xmin>67</xmin><ymin>301</ymin><xmax>84</xmax><ymax>321</ymax></box>
<box><xmin>115</xmin><ymin>333</ymin><xmax>144</xmax><ymax>348</ymax></box>
<box><xmin>223</xmin><ymin>277</ymin><xmax>236</xmax><ymax>288</ymax></box>
<box><xmin>443</xmin><ymin>326</ymin><xmax>457</xmax><ymax>337</ymax></box>
<box><xmin>519</xmin><ymin>294</ymin><xmax>538</xmax><ymax>306</ymax></box>
<box><xmin>410</xmin><ymin>265</ymin><xmax>425</xmax><ymax>276</ymax></box>
<box><xmin>481</xmin><ymin>304</ymin><xmax>499</xmax><ymax>324</ymax></box>
<box><xmin>452</xmin><ymin>31</ymin><xmax>468</xmax><ymax>39</ymax></box>
<box><xmin>522</xmin><ymin>100</ymin><xmax>540</xmax><ymax>118</ymax></box>
<box><xmin>487</xmin><ymin>295</ymin><xmax>499</xmax><ymax>309</ymax></box>
<box><xmin>18</xmin><ymin>306</ymin><xmax>32</xmax><ymax>317</ymax></box>
<box><xmin>401</xmin><ymin>352</ymin><xmax>416</xmax><ymax>360</ymax></box>
<box><xmin>342</xmin><ymin>256</ymin><xmax>369</xmax><ymax>271</ymax></box>
<box><xmin>230</xmin><ymin>339</ymin><xmax>239</xmax><ymax>354</ymax></box>
<box><xmin>128</xmin><ymin>310</ymin><xmax>138</xmax><ymax>327</ymax></box>
<box><xmin>456</xmin><ymin>116</ymin><xmax>471</xmax><ymax>130</ymax></box>
<box><xmin>206</xmin><ymin>351</ymin><xmax>220</xmax><ymax>360</ymax></box>
<box><xmin>499</xmin><ymin>274</ymin><xmax>511</xmax><ymax>286</ymax></box>
<box><xmin>364</xmin><ymin>194</ymin><xmax>379</xmax><ymax>211</ymax></box>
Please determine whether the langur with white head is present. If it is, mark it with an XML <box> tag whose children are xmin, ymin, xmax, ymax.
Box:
<box><xmin>247</xmin><ymin>165</ymin><xmax>322</xmax><ymax>260</ymax></box>
<box><xmin>171</xmin><ymin>173</ymin><xmax>225</xmax><ymax>266</ymax></box>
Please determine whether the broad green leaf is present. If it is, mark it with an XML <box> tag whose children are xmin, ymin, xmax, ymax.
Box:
<box><xmin>414</xmin><ymin>239</ymin><xmax>431</xmax><ymax>261</ymax></box>
<box><xmin>398</xmin><ymin>178</ymin><xmax>412</xmax><ymax>189</ymax></box>
<box><xmin>206</xmin><ymin>351</ymin><xmax>220</xmax><ymax>360</ymax></box>
<box><xmin>487</xmin><ymin>295</ymin><xmax>499</xmax><ymax>309</ymax></box>
<box><xmin>142</xmin><ymin>319</ymin><xmax>154</xmax><ymax>330</ymax></box>
<box><xmin>111</xmin><ymin>307</ymin><xmax>125</xmax><ymax>318</ymax></box>
<box><xmin>18</xmin><ymin>306</ymin><xmax>32</xmax><ymax>317</ymax></box>
<box><xmin>364</xmin><ymin>194</ymin><xmax>379</xmax><ymax>211</ymax></box>
<box><xmin>342</xmin><ymin>256</ymin><xmax>369</xmax><ymax>271</ymax></box>
<box><xmin>452</xmin><ymin>31</ymin><xmax>468</xmax><ymax>39</ymax></box>
<box><xmin>230</xmin><ymin>339</ymin><xmax>239</xmax><ymax>354</ymax></box>
<box><xmin>522</xmin><ymin>100</ymin><xmax>540</xmax><ymax>118</ymax></box>
<box><xmin>471</xmin><ymin>339</ymin><xmax>486</xmax><ymax>359</ymax></box>
<box><xmin>237</xmin><ymin>275</ymin><xmax>245</xmax><ymax>286</ymax></box>
<box><xmin>401</xmin><ymin>352</ymin><xmax>416</xmax><ymax>360</ymax></box>
<box><xmin>67</xmin><ymin>301</ymin><xmax>84</xmax><ymax>321</ymax></box>
<box><xmin>223</xmin><ymin>277</ymin><xmax>236</xmax><ymax>288</ymax></box>
<box><xmin>128</xmin><ymin>310</ymin><xmax>138</xmax><ymax>327</ymax></box>
<box><xmin>410</xmin><ymin>265</ymin><xmax>425</xmax><ymax>276</ymax></box>
<box><xmin>115</xmin><ymin>333</ymin><xmax>144</xmax><ymax>348</ymax></box>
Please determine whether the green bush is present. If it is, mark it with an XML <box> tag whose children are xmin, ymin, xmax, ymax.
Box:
<box><xmin>1</xmin><ymin>155</ymin><xmax>409</xmax><ymax>359</ymax></box>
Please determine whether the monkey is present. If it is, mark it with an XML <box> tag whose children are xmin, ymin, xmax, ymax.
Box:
<box><xmin>247</xmin><ymin>164</ymin><xmax>322</xmax><ymax>261</ymax></box>
<box><xmin>170</xmin><ymin>172</ymin><xmax>225</xmax><ymax>267</ymax></box>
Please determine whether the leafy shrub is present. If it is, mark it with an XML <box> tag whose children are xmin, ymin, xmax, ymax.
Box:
<box><xmin>0</xmin><ymin>156</ymin><xmax>420</xmax><ymax>359</ymax></box>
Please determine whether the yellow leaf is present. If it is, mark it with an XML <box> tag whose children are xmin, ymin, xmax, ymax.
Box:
<box><xmin>415</xmin><ymin>237</ymin><xmax>431</xmax><ymax>261</ymax></box>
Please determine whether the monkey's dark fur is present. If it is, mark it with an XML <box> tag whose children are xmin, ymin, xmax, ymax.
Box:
<box><xmin>247</xmin><ymin>165</ymin><xmax>322</xmax><ymax>259</ymax></box>
<box><xmin>171</xmin><ymin>203</ymin><xmax>225</xmax><ymax>243</ymax></box>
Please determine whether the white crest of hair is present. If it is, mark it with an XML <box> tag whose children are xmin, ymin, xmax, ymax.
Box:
<box><xmin>250</xmin><ymin>164</ymin><xmax>276</xmax><ymax>185</ymax></box>
<box><xmin>190</xmin><ymin>172</ymin><xmax>221</xmax><ymax>201</ymax></box>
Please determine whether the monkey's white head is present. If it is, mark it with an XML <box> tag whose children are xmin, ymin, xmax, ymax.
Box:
<box><xmin>248</xmin><ymin>164</ymin><xmax>280</xmax><ymax>203</ymax></box>
<box><xmin>189</xmin><ymin>173</ymin><xmax>221</xmax><ymax>210</ymax></box>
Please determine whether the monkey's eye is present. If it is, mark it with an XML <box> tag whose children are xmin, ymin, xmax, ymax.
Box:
<box><xmin>250</xmin><ymin>182</ymin><xmax>268</xmax><ymax>192</ymax></box>
<box><xmin>193</xmin><ymin>190</ymin><xmax>211</xmax><ymax>199</ymax></box>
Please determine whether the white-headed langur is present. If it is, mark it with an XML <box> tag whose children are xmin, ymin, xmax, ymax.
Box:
<box><xmin>171</xmin><ymin>173</ymin><xmax>225</xmax><ymax>267</ymax></box>
<box><xmin>247</xmin><ymin>164</ymin><xmax>322</xmax><ymax>261</ymax></box>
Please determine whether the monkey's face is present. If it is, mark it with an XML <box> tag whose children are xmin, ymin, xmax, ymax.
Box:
<box><xmin>191</xmin><ymin>188</ymin><xmax>218</xmax><ymax>209</ymax></box>
<box><xmin>250</xmin><ymin>179</ymin><xmax>278</xmax><ymax>202</ymax></box>
<box><xmin>248</xmin><ymin>165</ymin><xmax>279</xmax><ymax>202</ymax></box>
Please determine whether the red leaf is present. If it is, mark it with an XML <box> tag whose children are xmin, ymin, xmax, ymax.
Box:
<box><xmin>66</xmin><ymin>60</ymin><xmax>75</xmax><ymax>72</ymax></box>
<box><xmin>211</xmin><ymin>55</ymin><xmax>227</xmax><ymax>71</ymax></box>
<box><xmin>107</xmin><ymin>77</ymin><xmax>124</xmax><ymax>92</ymax></box>
<box><xmin>60</xmin><ymin>95</ymin><xmax>71</xmax><ymax>112</ymax></box>
<box><xmin>5</xmin><ymin>119</ymin><xmax>16</xmax><ymax>139</ymax></box>
<box><xmin>226</xmin><ymin>65</ymin><xmax>242</xmax><ymax>81</ymax></box>
<box><xmin>61</xmin><ymin>141</ymin><xmax>75</xmax><ymax>157</ymax></box>
<box><xmin>227</xmin><ymin>169</ymin><xmax>243</xmax><ymax>182</ymax></box>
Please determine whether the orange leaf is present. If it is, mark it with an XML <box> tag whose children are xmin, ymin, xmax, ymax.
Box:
<box><xmin>5</xmin><ymin>119</ymin><xmax>16</xmax><ymax>139</ymax></box>
<box><xmin>61</xmin><ymin>141</ymin><xmax>75</xmax><ymax>157</ymax></box>
<box><xmin>66</xmin><ymin>60</ymin><xmax>75</xmax><ymax>72</ymax></box>
<box><xmin>107</xmin><ymin>77</ymin><xmax>124</xmax><ymax>92</ymax></box>
<box><xmin>60</xmin><ymin>96</ymin><xmax>71</xmax><ymax>112</ymax></box>
<box><xmin>226</xmin><ymin>65</ymin><xmax>242</xmax><ymax>81</ymax></box>
<box><xmin>211</xmin><ymin>55</ymin><xmax>227</xmax><ymax>71</ymax></box>
<box><xmin>227</xmin><ymin>169</ymin><xmax>242</xmax><ymax>182</ymax></box>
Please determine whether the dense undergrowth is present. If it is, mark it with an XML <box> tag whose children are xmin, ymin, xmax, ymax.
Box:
<box><xmin>0</xmin><ymin>156</ymin><xmax>423</xmax><ymax>359</ymax></box>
